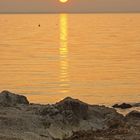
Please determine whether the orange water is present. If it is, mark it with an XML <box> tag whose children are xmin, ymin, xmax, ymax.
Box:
<box><xmin>0</xmin><ymin>14</ymin><xmax>140</xmax><ymax>105</ymax></box>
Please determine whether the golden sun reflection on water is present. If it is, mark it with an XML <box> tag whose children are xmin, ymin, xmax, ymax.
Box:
<box><xmin>59</xmin><ymin>14</ymin><xmax>70</xmax><ymax>94</ymax></box>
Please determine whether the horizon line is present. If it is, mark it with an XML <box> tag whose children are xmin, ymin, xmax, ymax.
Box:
<box><xmin>0</xmin><ymin>11</ymin><xmax>140</xmax><ymax>14</ymax></box>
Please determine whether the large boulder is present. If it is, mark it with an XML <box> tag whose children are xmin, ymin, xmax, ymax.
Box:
<box><xmin>0</xmin><ymin>90</ymin><xmax>29</xmax><ymax>106</ymax></box>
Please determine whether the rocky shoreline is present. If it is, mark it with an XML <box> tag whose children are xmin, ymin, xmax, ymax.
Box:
<box><xmin>0</xmin><ymin>90</ymin><xmax>140</xmax><ymax>140</ymax></box>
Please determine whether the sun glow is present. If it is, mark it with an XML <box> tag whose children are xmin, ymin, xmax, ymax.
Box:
<box><xmin>59</xmin><ymin>0</ymin><xmax>68</xmax><ymax>3</ymax></box>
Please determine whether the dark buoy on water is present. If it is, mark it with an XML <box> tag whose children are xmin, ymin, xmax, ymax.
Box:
<box><xmin>38</xmin><ymin>24</ymin><xmax>40</xmax><ymax>27</ymax></box>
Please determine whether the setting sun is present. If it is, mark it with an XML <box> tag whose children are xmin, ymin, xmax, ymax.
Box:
<box><xmin>59</xmin><ymin>0</ymin><xmax>68</xmax><ymax>3</ymax></box>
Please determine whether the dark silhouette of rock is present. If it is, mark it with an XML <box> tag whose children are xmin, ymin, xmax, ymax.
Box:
<box><xmin>112</xmin><ymin>103</ymin><xmax>132</xmax><ymax>109</ymax></box>
<box><xmin>0</xmin><ymin>90</ymin><xmax>29</xmax><ymax>106</ymax></box>
<box><xmin>133</xmin><ymin>103</ymin><xmax>140</xmax><ymax>107</ymax></box>
<box><xmin>126</xmin><ymin>111</ymin><xmax>140</xmax><ymax>118</ymax></box>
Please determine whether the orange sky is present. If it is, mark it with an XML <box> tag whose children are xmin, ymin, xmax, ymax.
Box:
<box><xmin>0</xmin><ymin>0</ymin><xmax>140</xmax><ymax>13</ymax></box>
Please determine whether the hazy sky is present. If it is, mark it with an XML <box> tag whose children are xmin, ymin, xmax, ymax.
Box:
<box><xmin>0</xmin><ymin>0</ymin><xmax>140</xmax><ymax>13</ymax></box>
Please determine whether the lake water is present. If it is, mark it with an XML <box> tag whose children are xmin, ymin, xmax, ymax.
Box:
<box><xmin>0</xmin><ymin>14</ymin><xmax>140</xmax><ymax>105</ymax></box>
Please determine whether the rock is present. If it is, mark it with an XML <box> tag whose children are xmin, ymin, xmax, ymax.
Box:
<box><xmin>56</xmin><ymin>97</ymin><xmax>89</xmax><ymax>120</ymax></box>
<box><xmin>39</xmin><ymin>105</ymin><xmax>59</xmax><ymax>116</ymax></box>
<box><xmin>106</xmin><ymin>116</ymin><xmax>125</xmax><ymax>129</ymax></box>
<box><xmin>0</xmin><ymin>91</ymin><xmax>139</xmax><ymax>140</ymax></box>
<box><xmin>126</xmin><ymin>111</ymin><xmax>140</xmax><ymax>118</ymax></box>
<box><xmin>125</xmin><ymin>111</ymin><xmax>140</xmax><ymax>136</ymax></box>
<box><xmin>62</xmin><ymin>128</ymin><xmax>132</xmax><ymax>140</ymax></box>
<box><xmin>0</xmin><ymin>90</ymin><xmax>29</xmax><ymax>106</ymax></box>
<box><xmin>133</xmin><ymin>103</ymin><xmax>140</xmax><ymax>107</ymax></box>
<box><xmin>112</xmin><ymin>103</ymin><xmax>132</xmax><ymax>109</ymax></box>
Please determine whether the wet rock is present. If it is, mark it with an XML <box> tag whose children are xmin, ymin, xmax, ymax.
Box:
<box><xmin>112</xmin><ymin>103</ymin><xmax>132</xmax><ymax>109</ymax></box>
<box><xmin>0</xmin><ymin>90</ymin><xmax>29</xmax><ymax>106</ymax></box>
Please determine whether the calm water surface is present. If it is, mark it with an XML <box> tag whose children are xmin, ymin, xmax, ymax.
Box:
<box><xmin>0</xmin><ymin>14</ymin><xmax>140</xmax><ymax>105</ymax></box>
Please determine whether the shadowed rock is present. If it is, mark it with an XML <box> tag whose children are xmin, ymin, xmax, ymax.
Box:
<box><xmin>126</xmin><ymin>110</ymin><xmax>140</xmax><ymax>118</ymax></box>
<box><xmin>56</xmin><ymin>97</ymin><xmax>89</xmax><ymax>120</ymax></box>
<box><xmin>133</xmin><ymin>103</ymin><xmax>140</xmax><ymax>107</ymax></box>
<box><xmin>0</xmin><ymin>90</ymin><xmax>29</xmax><ymax>106</ymax></box>
<box><xmin>112</xmin><ymin>103</ymin><xmax>132</xmax><ymax>109</ymax></box>
<box><xmin>125</xmin><ymin>110</ymin><xmax>140</xmax><ymax>135</ymax></box>
<box><xmin>39</xmin><ymin>104</ymin><xmax>59</xmax><ymax>116</ymax></box>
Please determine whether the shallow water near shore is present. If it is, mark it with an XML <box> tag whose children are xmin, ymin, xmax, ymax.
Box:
<box><xmin>0</xmin><ymin>13</ymin><xmax>140</xmax><ymax>105</ymax></box>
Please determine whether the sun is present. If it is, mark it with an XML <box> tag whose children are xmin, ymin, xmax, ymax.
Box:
<box><xmin>59</xmin><ymin>0</ymin><xmax>68</xmax><ymax>3</ymax></box>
